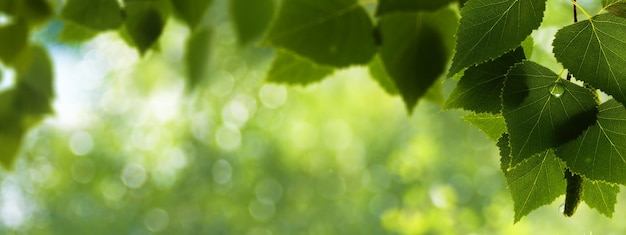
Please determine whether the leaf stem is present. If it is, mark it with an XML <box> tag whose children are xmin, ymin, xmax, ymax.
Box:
<box><xmin>570</xmin><ymin>0</ymin><xmax>592</xmax><ymax>20</ymax></box>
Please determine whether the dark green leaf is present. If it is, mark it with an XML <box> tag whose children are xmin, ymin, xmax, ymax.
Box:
<box><xmin>553</xmin><ymin>14</ymin><xmax>626</xmax><ymax>105</ymax></box>
<box><xmin>185</xmin><ymin>26</ymin><xmax>212</xmax><ymax>88</ymax></box>
<box><xmin>0</xmin><ymin>90</ymin><xmax>23</xmax><ymax>168</ymax></box>
<box><xmin>563</xmin><ymin>169</ymin><xmax>583</xmax><ymax>217</ymax></box>
<box><xmin>17</xmin><ymin>0</ymin><xmax>53</xmax><ymax>25</ymax></box>
<box><xmin>503</xmin><ymin>61</ymin><xmax>598</xmax><ymax>167</ymax></box>
<box><xmin>170</xmin><ymin>0</ymin><xmax>212</xmax><ymax>29</ymax></box>
<box><xmin>124</xmin><ymin>1</ymin><xmax>166</xmax><ymax>54</ymax></box>
<box><xmin>444</xmin><ymin>48</ymin><xmax>525</xmax><ymax>113</ymax></box>
<box><xmin>368</xmin><ymin>55</ymin><xmax>398</xmax><ymax>95</ymax></box>
<box><xmin>557</xmin><ymin>99</ymin><xmax>626</xmax><ymax>185</ymax></box>
<box><xmin>505</xmin><ymin>150</ymin><xmax>566</xmax><ymax>223</ymax></box>
<box><xmin>14</xmin><ymin>45</ymin><xmax>54</xmax><ymax>115</ymax></box>
<box><xmin>61</xmin><ymin>0</ymin><xmax>124</xmax><ymax>31</ymax></box>
<box><xmin>463</xmin><ymin>113</ymin><xmax>507</xmax><ymax>142</ymax></box>
<box><xmin>58</xmin><ymin>22</ymin><xmax>98</xmax><ymax>43</ymax></box>
<box><xmin>583</xmin><ymin>179</ymin><xmax>619</xmax><ymax>217</ymax></box>
<box><xmin>375</xmin><ymin>0</ymin><xmax>456</xmax><ymax>15</ymax></box>
<box><xmin>497</xmin><ymin>133</ymin><xmax>511</xmax><ymax>172</ymax></box>
<box><xmin>449</xmin><ymin>0</ymin><xmax>547</xmax><ymax>76</ymax></box>
<box><xmin>230</xmin><ymin>0</ymin><xmax>275</xmax><ymax>46</ymax></box>
<box><xmin>264</xmin><ymin>0</ymin><xmax>376</xmax><ymax>67</ymax></box>
<box><xmin>0</xmin><ymin>20</ymin><xmax>29</xmax><ymax>65</ymax></box>
<box><xmin>266</xmin><ymin>51</ymin><xmax>334</xmax><ymax>85</ymax></box>
<box><xmin>606</xmin><ymin>2</ymin><xmax>626</xmax><ymax>18</ymax></box>
<box><xmin>378</xmin><ymin>9</ymin><xmax>457</xmax><ymax>112</ymax></box>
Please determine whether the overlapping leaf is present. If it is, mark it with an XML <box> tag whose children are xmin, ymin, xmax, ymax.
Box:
<box><xmin>61</xmin><ymin>0</ymin><xmax>123</xmax><ymax>31</ymax></box>
<box><xmin>504</xmin><ymin>149</ymin><xmax>566</xmax><ymax>223</ymax></box>
<box><xmin>582</xmin><ymin>180</ymin><xmax>620</xmax><ymax>217</ymax></box>
<box><xmin>0</xmin><ymin>21</ymin><xmax>29</xmax><ymax>65</ymax></box>
<box><xmin>375</xmin><ymin>0</ymin><xmax>456</xmax><ymax>15</ymax></box>
<box><xmin>378</xmin><ymin>9</ymin><xmax>457</xmax><ymax>111</ymax></box>
<box><xmin>553</xmin><ymin>14</ymin><xmax>626</xmax><ymax>105</ymax></box>
<box><xmin>185</xmin><ymin>27</ymin><xmax>212</xmax><ymax>88</ymax></box>
<box><xmin>264</xmin><ymin>0</ymin><xmax>376</xmax><ymax>67</ymax></box>
<box><xmin>170</xmin><ymin>0</ymin><xmax>212</xmax><ymax>29</ymax></box>
<box><xmin>124</xmin><ymin>1</ymin><xmax>167</xmax><ymax>54</ymax></box>
<box><xmin>557</xmin><ymin>99</ymin><xmax>626</xmax><ymax>185</ymax></box>
<box><xmin>266</xmin><ymin>51</ymin><xmax>334</xmax><ymax>85</ymax></box>
<box><xmin>230</xmin><ymin>0</ymin><xmax>275</xmax><ymax>46</ymax></box>
<box><xmin>503</xmin><ymin>61</ymin><xmax>598</xmax><ymax>167</ymax></box>
<box><xmin>368</xmin><ymin>55</ymin><xmax>399</xmax><ymax>95</ymax></box>
<box><xmin>444</xmin><ymin>48</ymin><xmax>525</xmax><ymax>113</ymax></box>
<box><xmin>463</xmin><ymin>113</ymin><xmax>507</xmax><ymax>141</ymax></box>
<box><xmin>449</xmin><ymin>0</ymin><xmax>547</xmax><ymax>76</ymax></box>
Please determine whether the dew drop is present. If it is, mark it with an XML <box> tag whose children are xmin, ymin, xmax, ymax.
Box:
<box><xmin>559</xmin><ymin>203</ymin><xmax>565</xmax><ymax>213</ymax></box>
<box><xmin>550</xmin><ymin>83</ymin><xmax>565</xmax><ymax>98</ymax></box>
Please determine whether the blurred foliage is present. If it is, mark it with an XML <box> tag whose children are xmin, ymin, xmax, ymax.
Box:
<box><xmin>0</xmin><ymin>0</ymin><xmax>624</xmax><ymax>234</ymax></box>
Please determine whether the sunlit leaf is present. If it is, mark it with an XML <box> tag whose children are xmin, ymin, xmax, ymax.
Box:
<box><xmin>58</xmin><ymin>21</ymin><xmax>98</xmax><ymax>43</ymax></box>
<box><xmin>503</xmin><ymin>61</ymin><xmax>597</xmax><ymax>167</ymax></box>
<box><xmin>378</xmin><ymin>9</ymin><xmax>457</xmax><ymax>112</ymax></box>
<box><xmin>124</xmin><ymin>1</ymin><xmax>166</xmax><ymax>54</ymax></box>
<box><xmin>185</xmin><ymin>27</ymin><xmax>212</xmax><ymax>88</ymax></box>
<box><xmin>266</xmin><ymin>51</ymin><xmax>334</xmax><ymax>85</ymax></box>
<box><xmin>505</xmin><ymin>150</ymin><xmax>566</xmax><ymax>223</ymax></box>
<box><xmin>0</xmin><ymin>20</ymin><xmax>29</xmax><ymax>65</ymax></box>
<box><xmin>444</xmin><ymin>48</ymin><xmax>525</xmax><ymax>113</ymax></box>
<box><xmin>583</xmin><ymin>179</ymin><xmax>619</xmax><ymax>217</ymax></box>
<box><xmin>170</xmin><ymin>0</ymin><xmax>212</xmax><ymax>29</ymax></box>
<box><xmin>368</xmin><ymin>55</ymin><xmax>398</xmax><ymax>95</ymax></box>
<box><xmin>463</xmin><ymin>113</ymin><xmax>507</xmax><ymax>142</ymax></box>
<box><xmin>61</xmin><ymin>0</ymin><xmax>123</xmax><ymax>31</ymax></box>
<box><xmin>375</xmin><ymin>0</ymin><xmax>456</xmax><ymax>15</ymax></box>
<box><xmin>557</xmin><ymin>99</ymin><xmax>626</xmax><ymax>185</ymax></box>
<box><xmin>553</xmin><ymin>14</ymin><xmax>626</xmax><ymax>105</ymax></box>
<box><xmin>230</xmin><ymin>0</ymin><xmax>275</xmax><ymax>46</ymax></box>
<box><xmin>449</xmin><ymin>0</ymin><xmax>547</xmax><ymax>76</ymax></box>
<box><xmin>264</xmin><ymin>0</ymin><xmax>376</xmax><ymax>67</ymax></box>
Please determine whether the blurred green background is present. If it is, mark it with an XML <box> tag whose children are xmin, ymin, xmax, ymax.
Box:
<box><xmin>0</xmin><ymin>0</ymin><xmax>625</xmax><ymax>234</ymax></box>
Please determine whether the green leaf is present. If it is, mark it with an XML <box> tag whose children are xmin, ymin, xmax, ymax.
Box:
<box><xmin>368</xmin><ymin>55</ymin><xmax>398</xmax><ymax>95</ymax></box>
<box><xmin>505</xmin><ymin>150</ymin><xmax>566</xmax><ymax>223</ymax></box>
<box><xmin>184</xmin><ymin>26</ymin><xmax>212</xmax><ymax>88</ymax></box>
<box><xmin>61</xmin><ymin>0</ymin><xmax>123</xmax><ymax>31</ymax></box>
<box><xmin>124</xmin><ymin>1</ymin><xmax>167</xmax><ymax>54</ymax></box>
<box><xmin>264</xmin><ymin>0</ymin><xmax>376</xmax><ymax>67</ymax></box>
<box><xmin>498</xmin><ymin>133</ymin><xmax>511</xmax><ymax>172</ymax></box>
<box><xmin>375</xmin><ymin>0</ymin><xmax>456</xmax><ymax>15</ymax></box>
<box><xmin>582</xmin><ymin>180</ymin><xmax>619</xmax><ymax>217</ymax></box>
<box><xmin>14</xmin><ymin>45</ymin><xmax>54</xmax><ymax>115</ymax></box>
<box><xmin>58</xmin><ymin>22</ymin><xmax>98</xmax><ymax>43</ymax></box>
<box><xmin>230</xmin><ymin>0</ymin><xmax>275</xmax><ymax>46</ymax></box>
<box><xmin>503</xmin><ymin>61</ymin><xmax>598</xmax><ymax>167</ymax></box>
<box><xmin>462</xmin><ymin>113</ymin><xmax>507</xmax><ymax>142</ymax></box>
<box><xmin>266</xmin><ymin>51</ymin><xmax>334</xmax><ymax>86</ymax></box>
<box><xmin>0</xmin><ymin>20</ymin><xmax>29</xmax><ymax>65</ymax></box>
<box><xmin>563</xmin><ymin>169</ymin><xmax>583</xmax><ymax>217</ymax></box>
<box><xmin>0</xmin><ymin>90</ymin><xmax>24</xmax><ymax>168</ymax></box>
<box><xmin>553</xmin><ymin>14</ymin><xmax>626</xmax><ymax>105</ymax></box>
<box><xmin>17</xmin><ymin>0</ymin><xmax>53</xmax><ymax>25</ymax></box>
<box><xmin>557</xmin><ymin>99</ymin><xmax>626</xmax><ymax>185</ymax></box>
<box><xmin>449</xmin><ymin>0</ymin><xmax>547</xmax><ymax>76</ymax></box>
<box><xmin>170</xmin><ymin>0</ymin><xmax>212</xmax><ymax>29</ymax></box>
<box><xmin>606</xmin><ymin>2</ymin><xmax>626</xmax><ymax>18</ymax></box>
<box><xmin>378</xmin><ymin>9</ymin><xmax>457</xmax><ymax>112</ymax></box>
<box><xmin>444</xmin><ymin>48</ymin><xmax>525</xmax><ymax>113</ymax></box>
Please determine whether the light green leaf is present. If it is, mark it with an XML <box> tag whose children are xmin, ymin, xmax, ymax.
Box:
<box><xmin>170</xmin><ymin>0</ymin><xmax>212</xmax><ymax>29</ymax></box>
<box><xmin>264</xmin><ymin>0</ymin><xmax>376</xmax><ymax>67</ymax></box>
<box><xmin>184</xmin><ymin>27</ymin><xmax>212</xmax><ymax>88</ymax></box>
<box><xmin>444</xmin><ymin>48</ymin><xmax>525</xmax><ymax>114</ymax></box>
<box><xmin>553</xmin><ymin>14</ymin><xmax>626</xmax><ymax>105</ymax></box>
<box><xmin>368</xmin><ymin>55</ymin><xmax>399</xmax><ymax>95</ymax></box>
<box><xmin>58</xmin><ymin>22</ymin><xmax>98</xmax><ymax>43</ymax></box>
<box><xmin>449</xmin><ymin>0</ymin><xmax>547</xmax><ymax>76</ymax></box>
<box><xmin>503</xmin><ymin>61</ymin><xmax>598</xmax><ymax>167</ymax></box>
<box><xmin>61</xmin><ymin>0</ymin><xmax>123</xmax><ymax>31</ymax></box>
<box><xmin>0</xmin><ymin>20</ymin><xmax>29</xmax><ymax>65</ymax></box>
<box><xmin>463</xmin><ymin>113</ymin><xmax>507</xmax><ymax>142</ymax></box>
<box><xmin>124</xmin><ymin>1</ymin><xmax>167</xmax><ymax>54</ymax></box>
<box><xmin>378</xmin><ymin>9</ymin><xmax>457</xmax><ymax>112</ymax></box>
<box><xmin>230</xmin><ymin>0</ymin><xmax>275</xmax><ymax>46</ymax></box>
<box><xmin>505</xmin><ymin>150</ymin><xmax>566</xmax><ymax>223</ymax></box>
<box><xmin>266</xmin><ymin>51</ymin><xmax>334</xmax><ymax>86</ymax></box>
<box><xmin>375</xmin><ymin>0</ymin><xmax>456</xmax><ymax>15</ymax></box>
<box><xmin>583</xmin><ymin>180</ymin><xmax>619</xmax><ymax>217</ymax></box>
<box><xmin>557</xmin><ymin>99</ymin><xmax>626</xmax><ymax>185</ymax></box>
